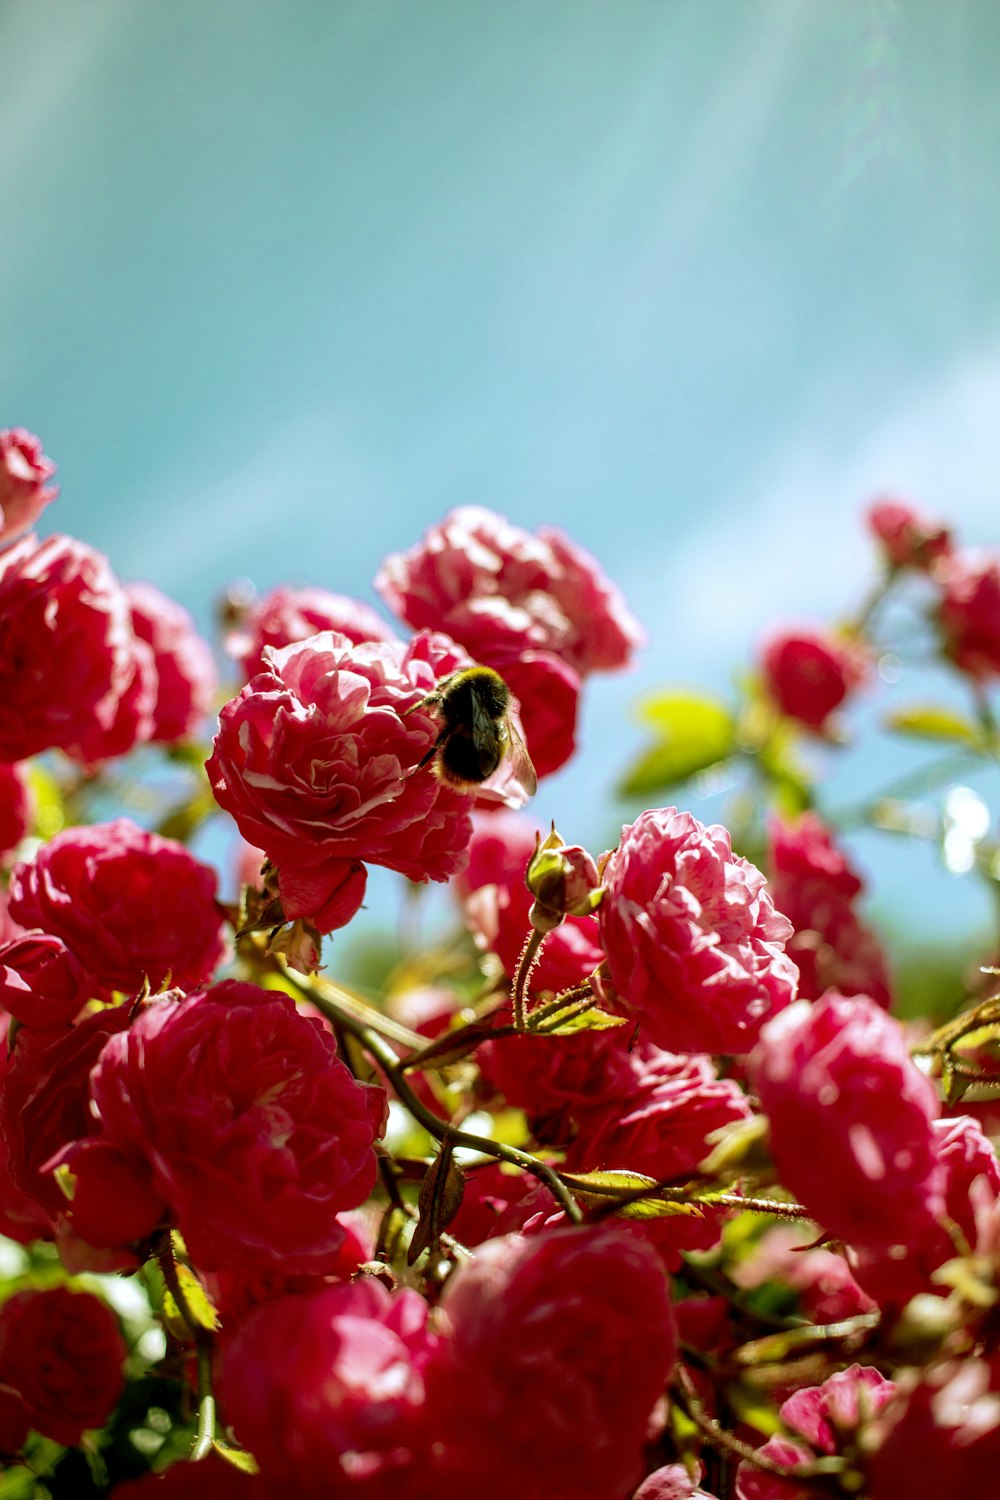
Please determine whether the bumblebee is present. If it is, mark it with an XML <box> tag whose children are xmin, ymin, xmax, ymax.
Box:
<box><xmin>411</xmin><ymin>665</ymin><xmax>537</xmax><ymax>800</ymax></box>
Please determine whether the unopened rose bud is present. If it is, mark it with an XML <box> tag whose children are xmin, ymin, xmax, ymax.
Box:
<box><xmin>868</xmin><ymin>497</ymin><xmax>952</xmax><ymax>572</ymax></box>
<box><xmin>525</xmin><ymin>825</ymin><xmax>603</xmax><ymax>933</ymax></box>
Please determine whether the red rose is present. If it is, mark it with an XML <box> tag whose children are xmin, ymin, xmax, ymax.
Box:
<box><xmin>90</xmin><ymin>982</ymin><xmax>387</xmax><ymax>1272</ymax></box>
<box><xmin>848</xmin><ymin>1113</ymin><xmax>1000</xmax><ymax>1307</ymax></box>
<box><xmin>935</xmin><ymin>549</ymin><xmax>1000</xmax><ymax>679</ymax></box>
<box><xmin>0</xmin><ymin>534</ymin><xmax>141</xmax><ymax>762</ymax></box>
<box><xmin>769</xmin><ymin>814</ymin><xmax>891</xmax><ymax>1008</ymax></box>
<box><xmin>0</xmin><ymin>1002</ymin><xmax>133</xmax><ymax>1222</ymax></box>
<box><xmin>597</xmin><ymin>807</ymin><xmax>798</xmax><ymax>1055</ymax></box>
<box><xmin>0</xmin><ymin>763</ymin><xmax>33</xmax><ymax>861</ymax></box>
<box><xmin>733</xmin><ymin>1223</ymin><xmax>875</xmax><ymax>1324</ymax></box>
<box><xmin>429</xmin><ymin>1224</ymin><xmax>677</xmax><ymax>1500</ymax></box>
<box><xmin>760</xmin><ymin>626</ymin><xmax>868</xmax><ymax>731</ymax></box>
<box><xmin>867</xmin><ymin>496</ymin><xmax>951</xmax><ymax>570</ymax></box>
<box><xmin>126</xmin><ymin>581</ymin><xmax>218</xmax><ymax>743</ymax></box>
<box><xmin>0</xmin><ymin>428</ymin><xmax>57</xmax><ymax>540</ymax></box>
<box><xmin>457</xmin><ymin>811</ymin><xmax>604</xmax><ymax>994</ymax></box>
<box><xmin>869</xmin><ymin>1361</ymin><xmax>1000</xmax><ymax>1500</ymax></box>
<box><xmin>220</xmin><ymin>1280</ymin><xmax>438</xmax><ymax>1500</ymax></box>
<box><xmin>0</xmin><ymin>931</ymin><xmax>95</xmax><ymax>1028</ymax></box>
<box><xmin>377</xmin><ymin>506</ymin><xmax>644</xmax><ymax>678</ymax></box>
<box><xmin>749</xmin><ymin>992</ymin><xmax>944</xmax><ymax>1252</ymax></box>
<box><xmin>0</xmin><ymin>1286</ymin><xmax>126</xmax><ymax>1446</ymax></box>
<box><xmin>9</xmin><ymin>818</ymin><xmax>226</xmax><ymax>993</ymax></box>
<box><xmin>225</xmin><ymin>583</ymin><xmax>395</xmax><ymax>678</ymax></box>
<box><xmin>207</xmin><ymin>631</ymin><xmax>477</xmax><ymax>933</ymax></box>
<box><xmin>110</xmin><ymin>1453</ymin><xmax>269</xmax><ymax>1497</ymax></box>
<box><xmin>487</xmin><ymin>646</ymin><xmax>580</xmax><ymax>777</ymax></box>
<box><xmin>0</xmin><ymin>1007</ymin><xmax>53</xmax><ymax>1245</ymax></box>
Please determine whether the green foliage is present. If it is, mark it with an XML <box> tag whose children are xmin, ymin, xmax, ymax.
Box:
<box><xmin>618</xmin><ymin>689</ymin><xmax>736</xmax><ymax>798</ymax></box>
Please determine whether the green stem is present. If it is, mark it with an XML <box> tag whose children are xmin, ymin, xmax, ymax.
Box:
<box><xmin>283</xmin><ymin>962</ymin><xmax>583</xmax><ymax>1225</ymax></box>
<box><xmin>512</xmin><ymin>927</ymin><xmax>546</xmax><ymax>1031</ymax></box>
<box><xmin>155</xmin><ymin>1234</ymin><xmax>216</xmax><ymax>1461</ymax></box>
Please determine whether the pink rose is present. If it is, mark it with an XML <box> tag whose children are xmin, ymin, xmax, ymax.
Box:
<box><xmin>0</xmin><ymin>534</ymin><xmax>143</xmax><ymax>763</ymax></box>
<box><xmin>220</xmin><ymin>1279</ymin><xmax>438</xmax><ymax>1500</ymax></box>
<box><xmin>0</xmin><ymin>1286</ymin><xmax>126</xmax><ymax>1446</ymax></box>
<box><xmin>867</xmin><ymin>496</ymin><xmax>951</xmax><ymax>570</ymax></box>
<box><xmin>597</xmin><ymin>807</ymin><xmax>798</xmax><ymax>1055</ymax></box>
<box><xmin>760</xmin><ymin>627</ymin><xmax>868</xmax><ymax>731</ymax></box>
<box><xmin>749</xmin><ymin>992</ymin><xmax>944</xmax><ymax>1252</ymax></box>
<box><xmin>457</xmin><ymin>812</ymin><xmax>604</xmax><ymax>994</ymax></box>
<box><xmin>0</xmin><ymin>428</ymin><xmax>57</xmax><ymax>540</ymax></box>
<box><xmin>207</xmin><ymin>631</ymin><xmax>478</xmax><ymax>933</ymax></box>
<box><xmin>0</xmin><ymin>931</ymin><xmax>95</xmax><ymax>1028</ymax></box>
<box><xmin>91</xmin><ymin>982</ymin><xmax>387</xmax><ymax>1272</ymax></box>
<box><xmin>126</xmin><ymin>582</ymin><xmax>218</xmax><ymax>742</ymax></box>
<box><xmin>0</xmin><ymin>763</ymin><xmax>33</xmax><ymax>860</ymax></box>
<box><xmin>225</xmin><ymin>583</ymin><xmax>395</xmax><ymax>678</ymax></box>
<box><xmin>849</xmin><ymin>1114</ymin><xmax>1000</xmax><ymax>1307</ymax></box>
<box><xmin>769</xmin><ymin>815</ymin><xmax>891</xmax><ymax>1008</ymax></box>
<box><xmin>731</xmin><ymin>1224</ymin><xmax>875</xmax><ymax>1323</ymax></box>
<box><xmin>429</xmin><ymin>1224</ymin><xmax>677</xmax><ymax>1500</ymax></box>
<box><xmin>635</xmin><ymin>1464</ymin><xmax>718</xmax><ymax>1500</ymax></box>
<box><xmin>935</xmin><ymin>549</ymin><xmax>1000</xmax><ymax>679</ymax></box>
<box><xmin>376</xmin><ymin>506</ymin><xmax>645</xmax><ymax>678</ymax></box>
<box><xmin>736</xmin><ymin>1364</ymin><xmax>896</xmax><ymax>1500</ymax></box>
<box><xmin>9</xmin><ymin>818</ymin><xmax>226</xmax><ymax>993</ymax></box>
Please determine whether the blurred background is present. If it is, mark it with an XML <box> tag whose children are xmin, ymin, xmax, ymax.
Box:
<box><xmin>2</xmin><ymin>0</ymin><xmax>999</xmax><ymax>985</ymax></box>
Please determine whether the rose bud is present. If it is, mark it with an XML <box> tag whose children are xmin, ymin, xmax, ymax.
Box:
<box><xmin>867</xmin><ymin>496</ymin><xmax>952</xmax><ymax>571</ymax></box>
<box><xmin>0</xmin><ymin>428</ymin><xmax>58</xmax><ymax>541</ymax></box>
<box><xmin>525</xmin><ymin>824</ymin><xmax>603</xmax><ymax>933</ymax></box>
<box><xmin>760</xmin><ymin>626</ymin><xmax>868</xmax><ymax>732</ymax></box>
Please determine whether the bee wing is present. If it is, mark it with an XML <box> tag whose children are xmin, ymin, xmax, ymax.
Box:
<box><xmin>474</xmin><ymin>704</ymin><xmax>537</xmax><ymax>810</ymax></box>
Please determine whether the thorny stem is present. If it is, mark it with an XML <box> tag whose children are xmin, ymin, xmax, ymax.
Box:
<box><xmin>154</xmin><ymin>1233</ymin><xmax>216</xmax><ymax>1461</ymax></box>
<box><xmin>512</xmin><ymin>927</ymin><xmax>546</xmax><ymax>1031</ymax></box>
<box><xmin>283</xmin><ymin>962</ymin><xmax>584</xmax><ymax>1224</ymax></box>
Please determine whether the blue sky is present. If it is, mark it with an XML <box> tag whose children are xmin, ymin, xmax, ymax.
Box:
<box><xmin>2</xmin><ymin>0</ymin><xmax>999</xmax><ymax>960</ymax></box>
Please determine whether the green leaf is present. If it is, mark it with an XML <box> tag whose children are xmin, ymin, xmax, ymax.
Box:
<box><xmin>529</xmin><ymin>1005</ymin><xmax>628</xmax><ymax>1036</ymax></box>
<box><xmin>407</xmin><ymin>1144</ymin><xmax>465</xmax><ymax>1264</ymax></box>
<box><xmin>618</xmin><ymin>690</ymin><xmax>736</xmax><ymax>797</ymax></box>
<box><xmin>560</xmin><ymin>1169</ymin><xmax>703</xmax><ymax>1220</ymax></box>
<box><xmin>213</xmin><ymin>1444</ymin><xmax>261</xmax><ymax>1474</ymax></box>
<box><xmin>162</xmin><ymin>1265</ymin><xmax>219</xmax><ymax>1337</ymax></box>
<box><xmin>885</xmin><ymin>704</ymin><xmax>982</xmax><ymax>745</ymax></box>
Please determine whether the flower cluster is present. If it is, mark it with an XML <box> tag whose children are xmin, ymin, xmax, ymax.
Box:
<box><xmin>0</xmin><ymin>435</ymin><xmax>999</xmax><ymax>1500</ymax></box>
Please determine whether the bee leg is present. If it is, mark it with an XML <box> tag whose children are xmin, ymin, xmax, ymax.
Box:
<box><xmin>406</xmin><ymin>727</ymin><xmax>448</xmax><ymax>777</ymax></box>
